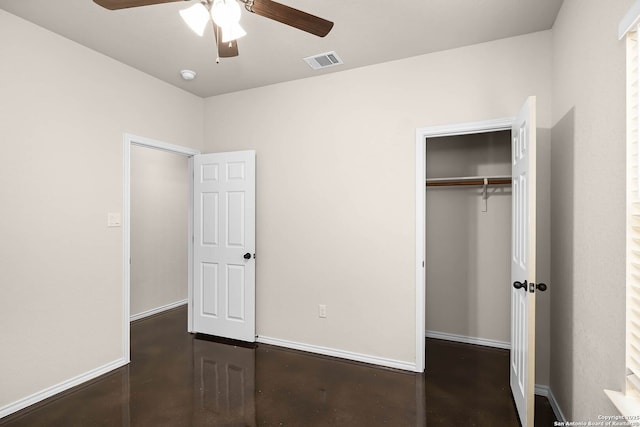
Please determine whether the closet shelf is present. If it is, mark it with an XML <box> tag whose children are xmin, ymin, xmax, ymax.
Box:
<box><xmin>426</xmin><ymin>175</ymin><xmax>512</xmax><ymax>187</ymax></box>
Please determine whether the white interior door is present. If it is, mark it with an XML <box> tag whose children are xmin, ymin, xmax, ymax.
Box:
<box><xmin>192</xmin><ymin>151</ymin><xmax>256</xmax><ymax>342</ymax></box>
<box><xmin>510</xmin><ymin>96</ymin><xmax>537</xmax><ymax>427</ymax></box>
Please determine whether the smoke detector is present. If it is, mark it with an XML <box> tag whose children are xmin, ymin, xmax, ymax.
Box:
<box><xmin>303</xmin><ymin>51</ymin><xmax>343</xmax><ymax>70</ymax></box>
<box><xmin>180</xmin><ymin>69</ymin><xmax>197</xmax><ymax>81</ymax></box>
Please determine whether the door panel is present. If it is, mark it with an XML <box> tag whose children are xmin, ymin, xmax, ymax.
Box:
<box><xmin>227</xmin><ymin>265</ymin><xmax>245</xmax><ymax>320</ymax></box>
<box><xmin>202</xmin><ymin>263</ymin><xmax>218</xmax><ymax>316</ymax></box>
<box><xmin>202</xmin><ymin>193</ymin><xmax>219</xmax><ymax>245</ymax></box>
<box><xmin>510</xmin><ymin>96</ymin><xmax>536</xmax><ymax>427</ymax></box>
<box><xmin>193</xmin><ymin>151</ymin><xmax>256</xmax><ymax>342</ymax></box>
<box><xmin>226</xmin><ymin>192</ymin><xmax>245</xmax><ymax>246</ymax></box>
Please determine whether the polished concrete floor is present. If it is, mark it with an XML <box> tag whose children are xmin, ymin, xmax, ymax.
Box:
<box><xmin>1</xmin><ymin>306</ymin><xmax>556</xmax><ymax>426</ymax></box>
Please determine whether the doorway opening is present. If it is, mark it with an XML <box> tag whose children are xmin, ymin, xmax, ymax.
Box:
<box><xmin>130</xmin><ymin>145</ymin><xmax>189</xmax><ymax>320</ymax></box>
<box><xmin>414</xmin><ymin>118</ymin><xmax>514</xmax><ymax>372</ymax></box>
<box><xmin>122</xmin><ymin>134</ymin><xmax>200</xmax><ymax>363</ymax></box>
<box><xmin>424</xmin><ymin>130</ymin><xmax>512</xmax><ymax>348</ymax></box>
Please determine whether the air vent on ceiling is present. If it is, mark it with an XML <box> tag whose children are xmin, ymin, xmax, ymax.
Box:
<box><xmin>303</xmin><ymin>51</ymin><xmax>344</xmax><ymax>70</ymax></box>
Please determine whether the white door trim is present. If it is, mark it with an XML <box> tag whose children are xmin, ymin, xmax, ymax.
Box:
<box><xmin>122</xmin><ymin>133</ymin><xmax>200</xmax><ymax>362</ymax></box>
<box><xmin>414</xmin><ymin>117</ymin><xmax>514</xmax><ymax>372</ymax></box>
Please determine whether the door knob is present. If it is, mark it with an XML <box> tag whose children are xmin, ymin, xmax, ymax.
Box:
<box><xmin>513</xmin><ymin>280</ymin><xmax>547</xmax><ymax>292</ymax></box>
<box><xmin>243</xmin><ymin>252</ymin><xmax>251</xmax><ymax>260</ymax></box>
<box><xmin>513</xmin><ymin>280</ymin><xmax>527</xmax><ymax>291</ymax></box>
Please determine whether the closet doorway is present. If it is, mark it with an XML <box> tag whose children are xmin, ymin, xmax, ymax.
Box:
<box><xmin>415</xmin><ymin>97</ymin><xmax>542</xmax><ymax>427</ymax></box>
<box><xmin>425</xmin><ymin>130</ymin><xmax>512</xmax><ymax>348</ymax></box>
<box><xmin>413</xmin><ymin>117</ymin><xmax>515</xmax><ymax>372</ymax></box>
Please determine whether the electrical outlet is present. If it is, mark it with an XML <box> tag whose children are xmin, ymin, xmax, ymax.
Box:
<box><xmin>318</xmin><ymin>304</ymin><xmax>327</xmax><ymax>318</ymax></box>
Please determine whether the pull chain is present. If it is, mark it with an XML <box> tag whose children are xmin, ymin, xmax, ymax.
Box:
<box><xmin>213</xmin><ymin>20</ymin><xmax>221</xmax><ymax>64</ymax></box>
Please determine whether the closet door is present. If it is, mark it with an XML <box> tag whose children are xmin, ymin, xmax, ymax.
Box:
<box><xmin>510</xmin><ymin>96</ymin><xmax>537</xmax><ymax>427</ymax></box>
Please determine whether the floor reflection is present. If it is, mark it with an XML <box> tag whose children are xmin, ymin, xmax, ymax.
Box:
<box><xmin>0</xmin><ymin>307</ymin><xmax>423</xmax><ymax>427</ymax></box>
<box><xmin>192</xmin><ymin>337</ymin><xmax>256</xmax><ymax>426</ymax></box>
<box><xmin>0</xmin><ymin>306</ymin><xmax>555</xmax><ymax>426</ymax></box>
<box><xmin>191</xmin><ymin>334</ymin><xmax>423</xmax><ymax>426</ymax></box>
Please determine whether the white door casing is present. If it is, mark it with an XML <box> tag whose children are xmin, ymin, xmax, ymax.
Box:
<box><xmin>414</xmin><ymin>117</ymin><xmax>515</xmax><ymax>373</ymax></box>
<box><xmin>192</xmin><ymin>151</ymin><xmax>256</xmax><ymax>342</ymax></box>
<box><xmin>510</xmin><ymin>96</ymin><xmax>537</xmax><ymax>427</ymax></box>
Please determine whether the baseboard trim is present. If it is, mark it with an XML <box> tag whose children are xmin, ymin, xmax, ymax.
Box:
<box><xmin>534</xmin><ymin>384</ymin><xmax>549</xmax><ymax>396</ymax></box>
<box><xmin>543</xmin><ymin>385</ymin><xmax>567</xmax><ymax>422</ymax></box>
<box><xmin>130</xmin><ymin>299</ymin><xmax>187</xmax><ymax>322</ymax></box>
<box><xmin>257</xmin><ymin>335</ymin><xmax>417</xmax><ymax>372</ymax></box>
<box><xmin>426</xmin><ymin>330</ymin><xmax>511</xmax><ymax>350</ymax></box>
<box><xmin>0</xmin><ymin>357</ymin><xmax>128</xmax><ymax>419</ymax></box>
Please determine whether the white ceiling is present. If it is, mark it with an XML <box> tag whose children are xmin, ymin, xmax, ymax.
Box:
<box><xmin>0</xmin><ymin>0</ymin><xmax>563</xmax><ymax>98</ymax></box>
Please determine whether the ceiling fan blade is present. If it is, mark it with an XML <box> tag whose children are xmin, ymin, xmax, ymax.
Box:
<box><xmin>93</xmin><ymin>0</ymin><xmax>185</xmax><ymax>10</ymax></box>
<box><xmin>248</xmin><ymin>0</ymin><xmax>333</xmax><ymax>37</ymax></box>
<box><xmin>212</xmin><ymin>22</ymin><xmax>239</xmax><ymax>58</ymax></box>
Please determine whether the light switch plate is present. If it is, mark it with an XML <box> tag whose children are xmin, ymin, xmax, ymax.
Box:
<box><xmin>108</xmin><ymin>212</ymin><xmax>121</xmax><ymax>227</ymax></box>
<box><xmin>318</xmin><ymin>304</ymin><xmax>327</xmax><ymax>318</ymax></box>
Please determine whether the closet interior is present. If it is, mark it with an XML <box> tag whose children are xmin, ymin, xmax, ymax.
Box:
<box><xmin>425</xmin><ymin>130</ymin><xmax>512</xmax><ymax>348</ymax></box>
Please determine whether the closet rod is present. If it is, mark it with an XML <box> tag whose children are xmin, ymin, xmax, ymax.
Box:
<box><xmin>426</xmin><ymin>178</ymin><xmax>512</xmax><ymax>187</ymax></box>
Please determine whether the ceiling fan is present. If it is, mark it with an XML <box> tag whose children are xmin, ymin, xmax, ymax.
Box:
<box><xmin>93</xmin><ymin>0</ymin><xmax>334</xmax><ymax>60</ymax></box>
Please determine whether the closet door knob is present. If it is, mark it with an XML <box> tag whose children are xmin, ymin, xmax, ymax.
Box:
<box><xmin>243</xmin><ymin>252</ymin><xmax>252</xmax><ymax>260</ymax></box>
<box><xmin>513</xmin><ymin>280</ymin><xmax>527</xmax><ymax>291</ymax></box>
<box><xmin>535</xmin><ymin>283</ymin><xmax>547</xmax><ymax>292</ymax></box>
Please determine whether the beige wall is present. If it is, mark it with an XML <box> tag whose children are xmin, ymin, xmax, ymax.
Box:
<box><xmin>425</xmin><ymin>132</ymin><xmax>512</xmax><ymax>344</ymax></box>
<box><xmin>551</xmin><ymin>0</ymin><xmax>633</xmax><ymax>420</ymax></box>
<box><xmin>130</xmin><ymin>146</ymin><xmax>189</xmax><ymax>316</ymax></box>
<box><xmin>0</xmin><ymin>10</ymin><xmax>203</xmax><ymax>410</ymax></box>
<box><xmin>550</xmin><ymin>0</ymin><xmax>631</xmax><ymax>420</ymax></box>
<box><xmin>203</xmin><ymin>31</ymin><xmax>552</xmax><ymax>365</ymax></box>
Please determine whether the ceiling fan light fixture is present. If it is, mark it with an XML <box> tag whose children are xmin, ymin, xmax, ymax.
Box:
<box><xmin>179</xmin><ymin>2</ymin><xmax>210</xmax><ymax>37</ymax></box>
<box><xmin>211</xmin><ymin>0</ymin><xmax>246</xmax><ymax>42</ymax></box>
<box><xmin>220</xmin><ymin>23</ymin><xmax>246</xmax><ymax>43</ymax></box>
